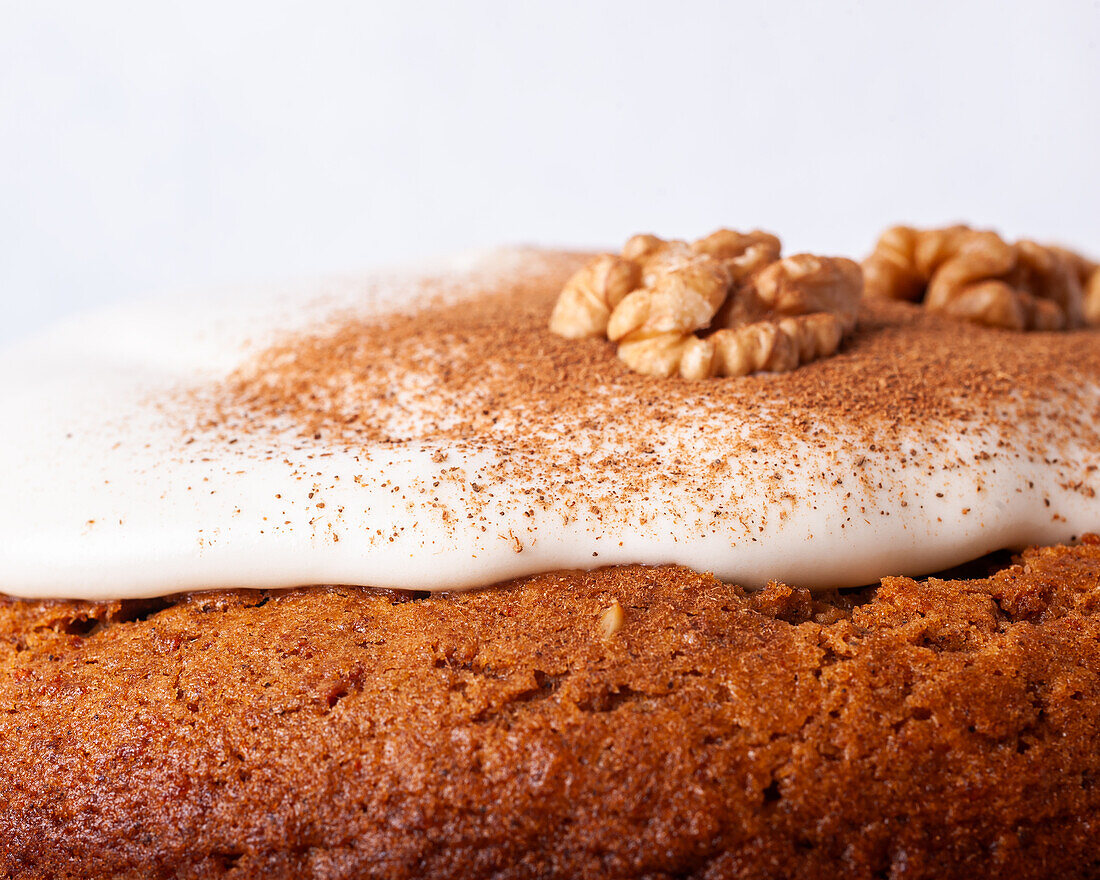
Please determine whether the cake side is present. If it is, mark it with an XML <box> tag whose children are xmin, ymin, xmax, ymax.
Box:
<box><xmin>3</xmin><ymin>541</ymin><xmax>1100</xmax><ymax>879</ymax></box>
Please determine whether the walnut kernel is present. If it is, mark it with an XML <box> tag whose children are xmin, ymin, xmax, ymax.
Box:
<box><xmin>550</xmin><ymin>230</ymin><xmax>863</xmax><ymax>381</ymax></box>
<box><xmin>864</xmin><ymin>225</ymin><xmax>1098</xmax><ymax>331</ymax></box>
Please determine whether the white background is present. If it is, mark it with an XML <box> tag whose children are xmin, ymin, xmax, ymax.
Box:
<box><xmin>2</xmin><ymin>0</ymin><xmax>1098</xmax><ymax>344</ymax></box>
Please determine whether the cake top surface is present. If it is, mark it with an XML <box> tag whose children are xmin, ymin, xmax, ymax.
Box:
<box><xmin>1</xmin><ymin>247</ymin><xmax>1098</xmax><ymax>599</ymax></box>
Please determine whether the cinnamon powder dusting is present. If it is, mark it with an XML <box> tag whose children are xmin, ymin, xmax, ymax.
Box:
<box><xmin>188</xmin><ymin>250</ymin><xmax>1100</xmax><ymax>549</ymax></box>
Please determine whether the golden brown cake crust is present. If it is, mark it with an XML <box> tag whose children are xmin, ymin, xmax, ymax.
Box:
<box><xmin>3</xmin><ymin>541</ymin><xmax>1100</xmax><ymax>879</ymax></box>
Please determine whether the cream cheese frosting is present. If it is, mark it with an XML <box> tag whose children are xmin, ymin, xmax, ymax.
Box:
<box><xmin>1</xmin><ymin>248</ymin><xmax>1098</xmax><ymax>600</ymax></box>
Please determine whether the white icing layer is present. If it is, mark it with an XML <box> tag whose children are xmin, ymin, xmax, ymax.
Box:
<box><xmin>0</xmin><ymin>249</ymin><xmax>1098</xmax><ymax>600</ymax></box>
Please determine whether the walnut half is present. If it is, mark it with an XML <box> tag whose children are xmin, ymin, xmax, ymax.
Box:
<box><xmin>550</xmin><ymin>230</ymin><xmax>863</xmax><ymax>381</ymax></box>
<box><xmin>863</xmin><ymin>225</ymin><xmax>1099</xmax><ymax>331</ymax></box>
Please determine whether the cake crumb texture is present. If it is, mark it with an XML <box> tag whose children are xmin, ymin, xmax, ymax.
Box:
<box><xmin>3</xmin><ymin>541</ymin><xmax>1100</xmax><ymax>878</ymax></box>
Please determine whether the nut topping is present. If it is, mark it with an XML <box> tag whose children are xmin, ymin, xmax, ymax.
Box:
<box><xmin>550</xmin><ymin>229</ymin><xmax>863</xmax><ymax>380</ymax></box>
<box><xmin>548</xmin><ymin>255</ymin><xmax>641</xmax><ymax>339</ymax></box>
<box><xmin>864</xmin><ymin>225</ymin><xmax>1099</xmax><ymax>331</ymax></box>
